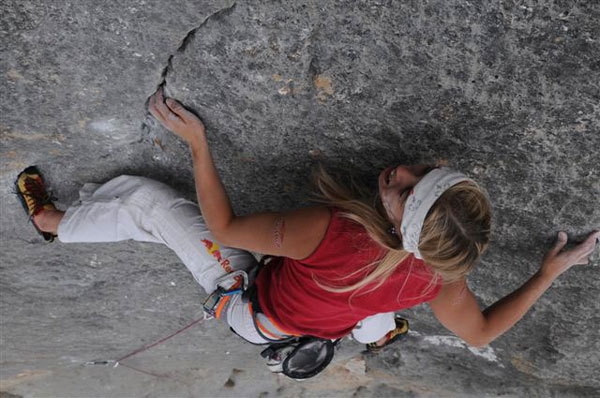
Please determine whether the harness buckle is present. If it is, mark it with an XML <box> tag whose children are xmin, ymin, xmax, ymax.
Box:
<box><xmin>203</xmin><ymin>286</ymin><xmax>243</xmax><ymax>317</ymax></box>
<box><xmin>203</xmin><ymin>270</ymin><xmax>250</xmax><ymax>317</ymax></box>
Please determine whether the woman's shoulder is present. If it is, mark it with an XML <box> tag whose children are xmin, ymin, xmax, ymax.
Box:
<box><xmin>297</xmin><ymin>207</ymin><xmax>380</xmax><ymax>263</ymax></box>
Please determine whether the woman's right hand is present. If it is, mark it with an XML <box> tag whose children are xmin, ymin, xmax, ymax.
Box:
<box><xmin>430</xmin><ymin>229</ymin><xmax>599</xmax><ymax>347</ymax></box>
<box><xmin>148</xmin><ymin>88</ymin><xmax>206</xmax><ymax>145</ymax></box>
<box><xmin>539</xmin><ymin>230</ymin><xmax>600</xmax><ymax>280</ymax></box>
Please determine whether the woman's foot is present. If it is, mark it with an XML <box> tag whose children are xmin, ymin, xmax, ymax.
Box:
<box><xmin>365</xmin><ymin>316</ymin><xmax>409</xmax><ymax>353</ymax></box>
<box><xmin>15</xmin><ymin>166</ymin><xmax>63</xmax><ymax>241</ymax></box>
<box><xmin>33</xmin><ymin>209</ymin><xmax>64</xmax><ymax>236</ymax></box>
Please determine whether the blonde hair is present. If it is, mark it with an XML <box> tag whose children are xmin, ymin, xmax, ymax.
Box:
<box><xmin>312</xmin><ymin>166</ymin><xmax>491</xmax><ymax>293</ymax></box>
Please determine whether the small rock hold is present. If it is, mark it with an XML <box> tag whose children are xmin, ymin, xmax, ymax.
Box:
<box><xmin>0</xmin><ymin>392</ymin><xmax>24</xmax><ymax>398</ymax></box>
<box><xmin>344</xmin><ymin>357</ymin><xmax>366</xmax><ymax>375</ymax></box>
<box><xmin>153</xmin><ymin>138</ymin><xmax>165</xmax><ymax>150</ymax></box>
<box><xmin>309</xmin><ymin>149</ymin><xmax>322</xmax><ymax>158</ymax></box>
<box><xmin>224</xmin><ymin>377</ymin><xmax>235</xmax><ymax>388</ymax></box>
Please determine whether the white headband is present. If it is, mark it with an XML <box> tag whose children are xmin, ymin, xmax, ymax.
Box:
<box><xmin>400</xmin><ymin>167</ymin><xmax>472</xmax><ymax>259</ymax></box>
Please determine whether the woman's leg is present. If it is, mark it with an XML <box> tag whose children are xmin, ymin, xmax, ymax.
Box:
<box><xmin>54</xmin><ymin>175</ymin><xmax>257</xmax><ymax>293</ymax></box>
<box><xmin>32</xmin><ymin>174</ymin><xmax>264</xmax><ymax>341</ymax></box>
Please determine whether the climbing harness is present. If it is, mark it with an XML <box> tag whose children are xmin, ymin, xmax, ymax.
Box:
<box><xmin>244</xmin><ymin>279</ymin><xmax>339</xmax><ymax>379</ymax></box>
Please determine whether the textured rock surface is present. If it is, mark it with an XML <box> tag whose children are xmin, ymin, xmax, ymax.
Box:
<box><xmin>1</xmin><ymin>1</ymin><xmax>599</xmax><ymax>397</ymax></box>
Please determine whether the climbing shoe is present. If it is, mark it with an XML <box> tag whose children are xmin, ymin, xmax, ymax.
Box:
<box><xmin>365</xmin><ymin>316</ymin><xmax>409</xmax><ymax>353</ymax></box>
<box><xmin>15</xmin><ymin>166</ymin><xmax>57</xmax><ymax>242</ymax></box>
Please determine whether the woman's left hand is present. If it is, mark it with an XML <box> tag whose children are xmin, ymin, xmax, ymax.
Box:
<box><xmin>148</xmin><ymin>88</ymin><xmax>206</xmax><ymax>144</ymax></box>
<box><xmin>540</xmin><ymin>230</ymin><xmax>600</xmax><ymax>279</ymax></box>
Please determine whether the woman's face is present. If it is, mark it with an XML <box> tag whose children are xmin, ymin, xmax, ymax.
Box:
<box><xmin>378</xmin><ymin>164</ymin><xmax>435</xmax><ymax>225</ymax></box>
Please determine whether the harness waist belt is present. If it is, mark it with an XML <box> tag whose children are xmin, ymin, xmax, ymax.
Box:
<box><xmin>245</xmin><ymin>284</ymin><xmax>299</xmax><ymax>342</ymax></box>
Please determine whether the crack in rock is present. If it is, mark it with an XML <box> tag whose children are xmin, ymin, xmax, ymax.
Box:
<box><xmin>141</xmin><ymin>2</ymin><xmax>237</xmax><ymax>137</ymax></box>
<box><xmin>159</xmin><ymin>2</ymin><xmax>237</xmax><ymax>90</ymax></box>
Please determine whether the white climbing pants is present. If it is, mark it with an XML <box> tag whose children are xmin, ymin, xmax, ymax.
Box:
<box><xmin>57</xmin><ymin>175</ymin><xmax>395</xmax><ymax>344</ymax></box>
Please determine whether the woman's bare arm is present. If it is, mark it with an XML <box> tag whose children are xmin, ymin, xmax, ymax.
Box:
<box><xmin>429</xmin><ymin>230</ymin><xmax>600</xmax><ymax>347</ymax></box>
<box><xmin>148</xmin><ymin>89</ymin><xmax>330</xmax><ymax>259</ymax></box>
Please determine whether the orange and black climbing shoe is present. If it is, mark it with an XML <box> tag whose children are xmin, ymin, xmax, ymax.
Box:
<box><xmin>15</xmin><ymin>166</ymin><xmax>57</xmax><ymax>242</ymax></box>
<box><xmin>365</xmin><ymin>316</ymin><xmax>409</xmax><ymax>353</ymax></box>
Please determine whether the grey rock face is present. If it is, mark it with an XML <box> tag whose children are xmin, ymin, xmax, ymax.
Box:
<box><xmin>1</xmin><ymin>1</ymin><xmax>599</xmax><ymax>397</ymax></box>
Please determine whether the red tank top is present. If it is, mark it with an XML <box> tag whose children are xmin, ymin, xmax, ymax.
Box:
<box><xmin>255</xmin><ymin>208</ymin><xmax>442</xmax><ymax>339</ymax></box>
